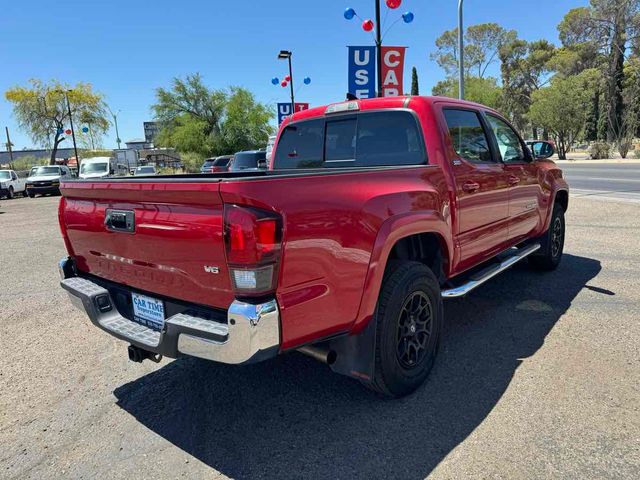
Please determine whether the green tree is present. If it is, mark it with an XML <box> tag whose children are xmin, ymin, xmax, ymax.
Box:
<box><xmin>529</xmin><ymin>71</ymin><xmax>598</xmax><ymax>159</ymax></box>
<box><xmin>558</xmin><ymin>1</ymin><xmax>640</xmax><ymax>142</ymax></box>
<box><xmin>153</xmin><ymin>74</ymin><xmax>273</xmax><ymax>165</ymax></box>
<box><xmin>4</xmin><ymin>80</ymin><xmax>109</xmax><ymax>165</ymax></box>
<box><xmin>411</xmin><ymin>67</ymin><xmax>420</xmax><ymax>95</ymax></box>
<box><xmin>432</xmin><ymin>76</ymin><xmax>502</xmax><ymax>110</ymax></box>
<box><xmin>499</xmin><ymin>39</ymin><xmax>556</xmax><ymax>134</ymax></box>
<box><xmin>431</xmin><ymin>23</ymin><xmax>516</xmax><ymax>78</ymax></box>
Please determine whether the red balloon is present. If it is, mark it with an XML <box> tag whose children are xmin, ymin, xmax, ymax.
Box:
<box><xmin>284</xmin><ymin>75</ymin><xmax>291</xmax><ymax>82</ymax></box>
<box><xmin>65</xmin><ymin>129</ymin><xmax>72</xmax><ymax>135</ymax></box>
<box><xmin>362</xmin><ymin>19</ymin><xmax>374</xmax><ymax>32</ymax></box>
<box><xmin>281</xmin><ymin>81</ymin><xmax>288</xmax><ymax>87</ymax></box>
<box><xmin>386</xmin><ymin>0</ymin><xmax>402</xmax><ymax>9</ymax></box>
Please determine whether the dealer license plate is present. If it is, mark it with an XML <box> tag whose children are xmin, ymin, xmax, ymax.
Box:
<box><xmin>132</xmin><ymin>293</ymin><xmax>165</xmax><ymax>330</ymax></box>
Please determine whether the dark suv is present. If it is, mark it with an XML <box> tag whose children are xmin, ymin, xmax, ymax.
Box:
<box><xmin>229</xmin><ymin>150</ymin><xmax>267</xmax><ymax>172</ymax></box>
<box><xmin>200</xmin><ymin>155</ymin><xmax>233</xmax><ymax>173</ymax></box>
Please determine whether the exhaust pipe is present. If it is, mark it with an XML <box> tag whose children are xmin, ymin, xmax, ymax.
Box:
<box><xmin>297</xmin><ymin>346</ymin><xmax>337</xmax><ymax>366</ymax></box>
<box><xmin>128</xmin><ymin>345</ymin><xmax>162</xmax><ymax>363</ymax></box>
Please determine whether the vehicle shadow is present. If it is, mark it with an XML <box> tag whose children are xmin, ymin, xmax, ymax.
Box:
<box><xmin>114</xmin><ymin>254</ymin><xmax>601</xmax><ymax>479</ymax></box>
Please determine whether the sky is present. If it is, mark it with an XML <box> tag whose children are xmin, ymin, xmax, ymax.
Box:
<box><xmin>0</xmin><ymin>0</ymin><xmax>588</xmax><ymax>150</ymax></box>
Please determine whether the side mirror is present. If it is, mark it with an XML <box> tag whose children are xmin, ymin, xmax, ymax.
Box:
<box><xmin>530</xmin><ymin>141</ymin><xmax>555</xmax><ymax>160</ymax></box>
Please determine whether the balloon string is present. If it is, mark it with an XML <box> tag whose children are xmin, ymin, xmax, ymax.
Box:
<box><xmin>382</xmin><ymin>7</ymin><xmax>390</xmax><ymax>30</ymax></box>
<box><xmin>382</xmin><ymin>16</ymin><xmax>402</xmax><ymax>41</ymax></box>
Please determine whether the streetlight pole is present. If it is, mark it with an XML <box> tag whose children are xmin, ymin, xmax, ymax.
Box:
<box><xmin>458</xmin><ymin>0</ymin><xmax>465</xmax><ymax>100</ymax></box>
<box><xmin>287</xmin><ymin>55</ymin><xmax>295</xmax><ymax>115</ymax></box>
<box><xmin>278</xmin><ymin>50</ymin><xmax>295</xmax><ymax>115</ymax></box>
<box><xmin>375</xmin><ymin>0</ymin><xmax>383</xmax><ymax>97</ymax></box>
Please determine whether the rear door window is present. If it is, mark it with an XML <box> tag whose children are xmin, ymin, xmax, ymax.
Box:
<box><xmin>443</xmin><ymin>109</ymin><xmax>493</xmax><ymax>163</ymax></box>
<box><xmin>356</xmin><ymin>112</ymin><xmax>424</xmax><ymax>166</ymax></box>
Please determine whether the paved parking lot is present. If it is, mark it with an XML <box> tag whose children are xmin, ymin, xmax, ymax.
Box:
<box><xmin>0</xmin><ymin>193</ymin><xmax>638</xmax><ymax>479</ymax></box>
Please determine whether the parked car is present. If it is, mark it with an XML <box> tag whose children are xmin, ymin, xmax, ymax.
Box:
<box><xmin>229</xmin><ymin>150</ymin><xmax>267</xmax><ymax>171</ymax></box>
<box><xmin>26</xmin><ymin>165</ymin><xmax>73</xmax><ymax>197</ymax></box>
<box><xmin>200</xmin><ymin>155</ymin><xmax>233</xmax><ymax>174</ymax></box>
<box><xmin>266</xmin><ymin>135</ymin><xmax>277</xmax><ymax>163</ymax></box>
<box><xmin>0</xmin><ymin>169</ymin><xmax>27</xmax><ymax>199</ymax></box>
<box><xmin>79</xmin><ymin>157</ymin><xmax>128</xmax><ymax>179</ymax></box>
<box><xmin>57</xmin><ymin>96</ymin><xmax>567</xmax><ymax>398</ymax></box>
<box><xmin>133</xmin><ymin>165</ymin><xmax>157</xmax><ymax>176</ymax></box>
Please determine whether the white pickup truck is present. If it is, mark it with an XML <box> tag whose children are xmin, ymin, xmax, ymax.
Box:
<box><xmin>0</xmin><ymin>170</ymin><xmax>27</xmax><ymax>199</ymax></box>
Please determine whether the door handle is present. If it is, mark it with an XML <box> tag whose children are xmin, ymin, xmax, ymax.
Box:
<box><xmin>508</xmin><ymin>175</ymin><xmax>521</xmax><ymax>186</ymax></box>
<box><xmin>462</xmin><ymin>181</ymin><xmax>480</xmax><ymax>193</ymax></box>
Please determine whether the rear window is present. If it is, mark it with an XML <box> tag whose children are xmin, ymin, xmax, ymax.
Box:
<box><xmin>202</xmin><ymin>159</ymin><xmax>216</xmax><ymax>167</ymax></box>
<box><xmin>273</xmin><ymin>111</ymin><xmax>425</xmax><ymax>169</ymax></box>
<box><xmin>232</xmin><ymin>151</ymin><xmax>266</xmax><ymax>170</ymax></box>
<box><xmin>213</xmin><ymin>157</ymin><xmax>231</xmax><ymax>166</ymax></box>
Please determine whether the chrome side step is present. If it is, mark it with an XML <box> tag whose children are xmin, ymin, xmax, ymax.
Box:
<box><xmin>441</xmin><ymin>244</ymin><xmax>541</xmax><ymax>299</ymax></box>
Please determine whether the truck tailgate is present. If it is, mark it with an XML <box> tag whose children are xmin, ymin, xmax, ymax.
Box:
<box><xmin>60</xmin><ymin>180</ymin><xmax>234</xmax><ymax>309</ymax></box>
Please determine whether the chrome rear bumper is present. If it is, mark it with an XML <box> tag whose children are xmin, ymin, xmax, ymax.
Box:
<box><xmin>58</xmin><ymin>258</ymin><xmax>280</xmax><ymax>364</ymax></box>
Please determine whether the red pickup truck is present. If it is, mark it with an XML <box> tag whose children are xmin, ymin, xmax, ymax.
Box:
<box><xmin>58</xmin><ymin>96</ymin><xmax>568</xmax><ymax>397</ymax></box>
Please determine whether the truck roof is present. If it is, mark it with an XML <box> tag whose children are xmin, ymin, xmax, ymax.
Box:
<box><xmin>81</xmin><ymin>157</ymin><xmax>111</xmax><ymax>163</ymax></box>
<box><xmin>287</xmin><ymin>95</ymin><xmax>497</xmax><ymax>124</ymax></box>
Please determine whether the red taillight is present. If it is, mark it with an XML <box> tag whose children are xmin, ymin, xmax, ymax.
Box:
<box><xmin>224</xmin><ymin>204</ymin><xmax>282</xmax><ymax>295</ymax></box>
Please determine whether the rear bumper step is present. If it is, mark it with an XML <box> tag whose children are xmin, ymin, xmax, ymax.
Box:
<box><xmin>59</xmin><ymin>259</ymin><xmax>280</xmax><ymax>364</ymax></box>
<box><xmin>441</xmin><ymin>244</ymin><xmax>541</xmax><ymax>299</ymax></box>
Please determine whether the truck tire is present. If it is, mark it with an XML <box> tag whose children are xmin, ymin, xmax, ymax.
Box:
<box><xmin>366</xmin><ymin>261</ymin><xmax>443</xmax><ymax>398</ymax></box>
<box><xmin>529</xmin><ymin>203</ymin><xmax>565</xmax><ymax>271</ymax></box>
<box><xmin>27</xmin><ymin>191</ymin><xmax>35</xmax><ymax>198</ymax></box>
<box><xmin>7</xmin><ymin>187</ymin><xmax>14</xmax><ymax>199</ymax></box>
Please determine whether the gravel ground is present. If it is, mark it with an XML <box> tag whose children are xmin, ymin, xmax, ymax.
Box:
<box><xmin>0</xmin><ymin>194</ymin><xmax>638</xmax><ymax>479</ymax></box>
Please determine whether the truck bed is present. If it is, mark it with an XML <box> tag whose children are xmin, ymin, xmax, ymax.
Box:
<box><xmin>60</xmin><ymin>164</ymin><xmax>446</xmax><ymax>348</ymax></box>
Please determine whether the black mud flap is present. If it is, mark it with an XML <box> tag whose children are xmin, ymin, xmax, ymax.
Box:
<box><xmin>327</xmin><ymin>315</ymin><xmax>377</xmax><ymax>384</ymax></box>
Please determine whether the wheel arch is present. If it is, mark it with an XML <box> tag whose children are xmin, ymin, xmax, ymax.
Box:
<box><xmin>351</xmin><ymin>212</ymin><xmax>453</xmax><ymax>333</ymax></box>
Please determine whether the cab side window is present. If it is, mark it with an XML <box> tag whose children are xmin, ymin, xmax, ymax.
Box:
<box><xmin>443</xmin><ymin>109</ymin><xmax>493</xmax><ymax>163</ymax></box>
<box><xmin>486</xmin><ymin>114</ymin><xmax>527</xmax><ymax>163</ymax></box>
<box><xmin>11</xmin><ymin>171</ymin><xmax>18</xmax><ymax>180</ymax></box>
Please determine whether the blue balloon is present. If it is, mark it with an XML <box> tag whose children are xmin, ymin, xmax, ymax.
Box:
<box><xmin>402</xmin><ymin>11</ymin><xmax>414</xmax><ymax>23</ymax></box>
<box><xmin>82</xmin><ymin>126</ymin><xmax>89</xmax><ymax>133</ymax></box>
<box><xmin>57</xmin><ymin>128</ymin><xmax>64</xmax><ymax>135</ymax></box>
<box><xmin>344</xmin><ymin>7</ymin><xmax>356</xmax><ymax>20</ymax></box>
<box><xmin>271</xmin><ymin>77</ymin><xmax>279</xmax><ymax>85</ymax></box>
<box><xmin>304</xmin><ymin>77</ymin><xmax>311</xmax><ymax>85</ymax></box>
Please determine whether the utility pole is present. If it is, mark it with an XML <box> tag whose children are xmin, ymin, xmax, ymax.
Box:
<box><xmin>375</xmin><ymin>0</ymin><xmax>383</xmax><ymax>97</ymax></box>
<box><xmin>458</xmin><ymin>0</ymin><xmax>465</xmax><ymax>100</ymax></box>
<box><xmin>63</xmin><ymin>90</ymin><xmax>79</xmax><ymax>163</ymax></box>
<box><xmin>5</xmin><ymin>127</ymin><xmax>14</xmax><ymax>168</ymax></box>
<box><xmin>108</xmin><ymin>107</ymin><xmax>122</xmax><ymax>149</ymax></box>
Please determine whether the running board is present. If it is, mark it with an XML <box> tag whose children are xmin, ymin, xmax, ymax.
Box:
<box><xmin>441</xmin><ymin>244</ymin><xmax>541</xmax><ymax>299</ymax></box>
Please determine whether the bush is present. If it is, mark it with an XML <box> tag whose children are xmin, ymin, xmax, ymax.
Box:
<box><xmin>589</xmin><ymin>142</ymin><xmax>612</xmax><ymax>159</ymax></box>
<box><xmin>180</xmin><ymin>151</ymin><xmax>205</xmax><ymax>173</ymax></box>
<box><xmin>9</xmin><ymin>155</ymin><xmax>47</xmax><ymax>172</ymax></box>
<box><xmin>633</xmin><ymin>148</ymin><xmax>640</xmax><ymax>159</ymax></box>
